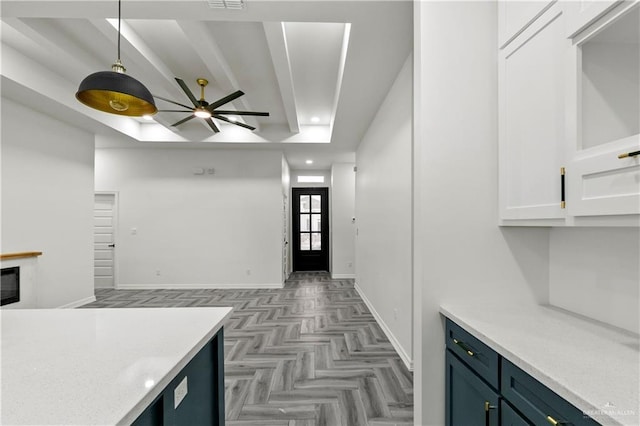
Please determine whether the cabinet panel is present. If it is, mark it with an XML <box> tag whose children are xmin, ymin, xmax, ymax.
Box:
<box><xmin>446</xmin><ymin>319</ymin><xmax>499</xmax><ymax>389</ymax></box>
<box><xmin>566</xmin><ymin>3</ymin><xmax>640</xmax><ymax>217</ymax></box>
<box><xmin>565</xmin><ymin>0</ymin><xmax>623</xmax><ymax>38</ymax></box>
<box><xmin>499</xmin><ymin>5</ymin><xmax>567</xmax><ymax>221</ymax></box>
<box><xmin>501</xmin><ymin>400</ymin><xmax>531</xmax><ymax>426</ymax></box>
<box><xmin>501</xmin><ymin>358</ymin><xmax>600</xmax><ymax>425</ymax></box>
<box><xmin>446</xmin><ymin>351</ymin><xmax>499</xmax><ymax>426</ymax></box>
<box><xmin>498</xmin><ymin>0</ymin><xmax>556</xmax><ymax>48</ymax></box>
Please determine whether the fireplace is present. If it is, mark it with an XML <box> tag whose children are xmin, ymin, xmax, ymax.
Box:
<box><xmin>1</xmin><ymin>267</ymin><xmax>20</xmax><ymax>306</ymax></box>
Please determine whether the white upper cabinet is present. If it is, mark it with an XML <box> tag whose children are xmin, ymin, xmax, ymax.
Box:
<box><xmin>566</xmin><ymin>3</ymin><xmax>640</xmax><ymax>219</ymax></box>
<box><xmin>498</xmin><ymin>0</ymin><xmax>639</xmax><ymax>226</ymax></box>
<box><xmin>499</xmin><ymin>4</ymin><xmax>568</xmax><ymax>223</ymax></box>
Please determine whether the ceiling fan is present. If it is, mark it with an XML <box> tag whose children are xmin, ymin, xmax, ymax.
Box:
<box><xmin>154</xmin><ymin>78</ymin><xmax>269</xmax><ymax>132</ymax></box>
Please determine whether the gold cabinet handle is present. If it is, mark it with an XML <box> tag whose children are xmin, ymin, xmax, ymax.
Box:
<box><xmin>452</xmin><ymin>338</ymin><xmax>475</xmax><ymax>356</ymax></box>
<box><xmin>618</xmin><ymin>150</ymin><xmax>640</xmax><ymax>159</ymax></box>
<box><xmin>546</xmin><ymin>415</ymin><xmax>567</xmax><ymax>425</ymax></box>
<box><xmin>484</xmin><ymin>401</ymin><xmax>496</xmax><ymax>426</ymax></box>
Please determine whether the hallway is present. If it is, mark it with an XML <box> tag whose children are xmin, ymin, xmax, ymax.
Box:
<box><xmin>84</xmin><ymin>272</ymin><xmax>413</xmax><ymax>425</ymax></box>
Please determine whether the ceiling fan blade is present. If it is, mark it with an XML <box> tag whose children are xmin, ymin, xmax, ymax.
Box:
<box><xmin>171</xmin><ymin>114</ymin><xmax>197</xmax><ymax>127</ymax></box>
<box><xmin>157</xmin><ymin>109</ymin><xmax>194</xmax><ymax>113</ymax></box>
<box><xmin>206</xmin><ymin>90</ymin><xmax>245</xmax><ymax>111</ymax></box>
<box><xmin>175</xmin><ymin>78</ymin><xmax>200</xmax><ymax>107</ymax></box>
<box><xmin>214</xmin><ymin>114</ymin><xmax>256</xmax><ymax>131</ymax></box>
<box><xmin>214</xmin><ymin>110</ymin><xmax>270</xmax><ymax>117</ymax></box>
<box><xmin>204</xmin><ymin>118</ymin><xmax>220</xmax><ymax>133</ymax></box>
<box><xmin>153</xmin><ymin>95</ymin><xmax>194</xmax><ymax>111</ymax></box>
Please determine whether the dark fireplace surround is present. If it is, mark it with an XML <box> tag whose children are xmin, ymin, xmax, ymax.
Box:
<box><xmin>1</xmin><ymin>266</ymin><xmax>20</xmax><ymax>306</ymax></box>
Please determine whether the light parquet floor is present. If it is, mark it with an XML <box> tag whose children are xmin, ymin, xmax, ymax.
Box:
<box><xmin>83</xmin><ymin>272</ymin><xmax>413</xmax><ymax>425</ymax></box>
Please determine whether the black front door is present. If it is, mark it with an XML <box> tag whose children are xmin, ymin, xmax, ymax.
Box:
<box><xmin>292</xmin><ymin>187</ymin><xmax>329</xmax><ymax>272</ymax></box>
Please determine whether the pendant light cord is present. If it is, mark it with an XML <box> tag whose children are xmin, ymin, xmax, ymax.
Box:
<box><xmin>117</xmin><ymin>0</ymin><xmax>121</xmax><ymax>61</ymax></box>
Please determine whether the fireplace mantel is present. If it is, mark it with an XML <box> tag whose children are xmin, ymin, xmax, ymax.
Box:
<box><xmin>0</xmin><ymin>252</ymin><xmax>43</xmax><ymax>261</ymax></box>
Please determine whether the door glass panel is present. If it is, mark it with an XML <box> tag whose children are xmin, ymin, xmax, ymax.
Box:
<box><xmin>300</xmin><ymin>195</ymin><xmax>310</xmax><ymax>213</ymax></box>
<box><xmin>311</xmin><ymin>195</ymin><xmax>321</xmax><ymax>212</ymax></box>
<box><xmin>311</xmin><ymin>214</ymin><xmax>321</xmax><ymax>232</ymax></box>
<box><xmin>300</xmin><ymin>233</ymin><xmax>310</xmax><ymax>250</ymax></box>
<box><xmin>300</xmin><ymin>214</ymin><xmax>310</xmax><ymax>232</ymax></box>
<box><xmin>311</xmin><ymin>233</ymin><xmax>321</xmax><ymax>250</ymax></box>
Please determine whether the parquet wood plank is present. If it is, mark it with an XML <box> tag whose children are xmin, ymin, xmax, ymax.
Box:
<box><xmin>85</xmin><ymin>272</ymin><xmax>413</xmax><ymax>424</ymax></box>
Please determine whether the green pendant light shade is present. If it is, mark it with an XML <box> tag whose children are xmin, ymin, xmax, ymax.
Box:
<box><xmin>75</xmin><ymin>1</ymin><xmax>156</xmax><ymax>116</ymax></box>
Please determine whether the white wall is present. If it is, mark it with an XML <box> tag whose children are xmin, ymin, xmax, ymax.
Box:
<box><xmin>95</xmin><ymin>147</ymin><xmax>284</xmax><ymax>288</ymax></box>
<box><xmin>1</xmin><ymin>98</ymin><xmax>95</xmax><ymax>308</ymax></box>
<box><xmin>355</xmin><ymin>54</ymin><xmax>413</xmax><ymax>369</ymax></box>
<box><xmin>415</xmin><ymin>2</ymin><xmax>551</xmax><ymax>424</ymax></box>
<box><xmin>549</xmin><ymin>228</ymin><xmax>640</xmax><ymax>333</ymax></box>
<box><xmin>330</xmin><ymin>163</ymin><xmax>356</xmax><ymax>279</ymax></box>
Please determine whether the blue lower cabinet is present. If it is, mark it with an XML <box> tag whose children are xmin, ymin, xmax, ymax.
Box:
<box><xmin>501</xmin><ymin>358</ymin><xmax>599</xmax><ymax>426</ymax></box>
<box><xmin>501</xmin><ymin>400</ymin><xmax>531</xmax><ymax>426</ymax></box>
<box><xmin>446</xmin><ymin>350</ymin><xmax>499</xmax><ymax>426</ymax></box>
<box><xmin>133</xmin><ymin>328</ymin><xmax>225</xmax><ymax>426</ymax></box>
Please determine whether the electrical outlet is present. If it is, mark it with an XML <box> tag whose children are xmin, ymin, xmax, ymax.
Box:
<box><xmin>246</xmin><ymin>269</ymin><xmax>251</xmax><ymax>276</ymax></box>
<box><xmin>174</xmin><ymin>376</ymin><xmax>188</xmax><ymax>409</ymax></box>
<box><xmin>394</xmin><ymin>308</ymin><xmax>398</xmax><ymax>320</ymax></box>
<box><xmin>156</xmin><ymin>270</ymin><xmax>161</xmax><ymax>276</ymax></box>
<box><xmin>348</xmin><ymin>262</ymin><xmax>353</xmax><ymax>268</ymax></box>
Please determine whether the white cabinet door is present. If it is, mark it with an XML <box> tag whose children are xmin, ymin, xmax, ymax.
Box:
<box><xmin>566</xmin><ymin>3</ymin><xmax>640</xmax><ymax>217</ymax></box>
<box><xmin>498</xmin><ymin>0</ymin><xmax>556</xmax><ymax>48</ymax></box>
<box><xmin>499</xmin><ymin>5</ymin><xmax>568</xmax><ymax>222</ymax></box>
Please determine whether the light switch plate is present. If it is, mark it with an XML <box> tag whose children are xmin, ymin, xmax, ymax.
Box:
<box><xmin>174</xmin><ymin>376</ymin><xmax>188</xmax><ymax>409</ymax></box>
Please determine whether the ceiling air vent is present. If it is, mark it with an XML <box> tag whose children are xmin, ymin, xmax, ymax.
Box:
<box><xmin>206</xmin><ymin>0</ymin><xmax>245</xmax><ymax>9</ymax></box>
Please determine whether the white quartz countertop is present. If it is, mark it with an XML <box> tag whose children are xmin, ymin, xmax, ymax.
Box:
<box><xmin>1</xmin><ymin>307</ymin><xmax>233</xmax><ymax>425</ymax></box>
<box><xmin>440</xmin><ymin>304</ymin><xmax>639</xmax><ymax>425</ymax></box>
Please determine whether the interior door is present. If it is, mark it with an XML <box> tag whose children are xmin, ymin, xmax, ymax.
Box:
<box><xmin>94</xmin><ymin>193</ymin><xmax>116</xmax><ymax>288</ymax></box>
<box><xmin>292</xmin><ymin>188</ymin><xmax>329</xmax><ymax>272</ymax></box>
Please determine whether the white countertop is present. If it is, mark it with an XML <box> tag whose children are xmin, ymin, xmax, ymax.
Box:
<box><xmin>1</xmin><ymin>307</ymin><xmax>233</xmax><ymax>425</ymax></box>
<box><xmin>440</xmin><ymin>303</ymin><xmax>639</xmax><ymax>426</ymax></box>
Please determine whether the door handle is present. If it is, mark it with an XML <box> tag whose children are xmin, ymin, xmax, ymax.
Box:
<box><xmin>108</xmin><ymin>244</ymin><xmax>115</xmax><ymax>248</ymax></box>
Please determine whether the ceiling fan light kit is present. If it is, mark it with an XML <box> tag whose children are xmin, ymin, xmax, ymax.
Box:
<box><xmin>75</xmin><ymin>0</ymin><xmax>157</xmax><ymax>116</ymax></box>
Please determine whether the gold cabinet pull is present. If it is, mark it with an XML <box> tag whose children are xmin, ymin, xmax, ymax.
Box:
<box><xmin>560</xmin><ymin>167</ymin><xmax>566</xmax><ymax>209</ymax></box>
<box><xmin>484</xmin><ymin>401</ymin><xmax>496</xmax><ymax>412</ymax></box>
<box><xmin>484</xmin><ymin>401</ymin><xmax>496</xmax><ymax>426</ymax></box>
<box><xmin>452</xmin><ymin>338</ymin><xmax>475</xmax><ymax>356</ymax></box>
<box><xmin>618</xmin><ymin>150</ymin><xmax>640</xmax><ymax>159</ymax></box>
<box><xmin>546</xmin><ymin>415</ymin><xmax>566</xmax><ymax>425</ymax></box>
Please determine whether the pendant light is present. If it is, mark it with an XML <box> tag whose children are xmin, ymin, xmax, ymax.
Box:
<box><xmin>76</xmin><ymin>0</ymin><xmax>157</xmax><ymax>116</ymax></box>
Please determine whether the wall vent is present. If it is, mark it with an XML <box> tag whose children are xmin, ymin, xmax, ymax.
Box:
<box><xmin>206</xmin><ymin>0</ymin><xmax>245</xmax><ymax>9</ymax></box>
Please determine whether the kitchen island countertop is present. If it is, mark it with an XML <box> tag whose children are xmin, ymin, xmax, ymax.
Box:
<box><xmin>1</xmin><ymin>307</ymin><xmax>233</xmax><ymax>425</ymax></box>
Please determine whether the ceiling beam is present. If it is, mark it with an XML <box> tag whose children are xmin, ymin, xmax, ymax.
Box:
<box><xmin>88</xmin><ymin>18</ymin><xmax>202</xmax><ymax>134</ymax></box>
<box><xmin>176</xmin><ymin>20</ymin><xmax>259</xmax><ymax>130</ymax></box>
<box><xmin>263</xmin><ymin>22</ymin><xmax>299</xmax><ymax>133</ymax></box>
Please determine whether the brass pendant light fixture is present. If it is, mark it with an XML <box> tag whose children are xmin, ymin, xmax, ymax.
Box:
<box><xmin>76</xmin><ymin>0</ymin><xmax>157</xmax><ymax>116</ymax></box>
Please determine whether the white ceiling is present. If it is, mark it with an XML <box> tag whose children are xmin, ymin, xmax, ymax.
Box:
<box><xmin>1</xmin><ymin>0</ymin><xmax>412</xmax><ymax>169</ymax></box>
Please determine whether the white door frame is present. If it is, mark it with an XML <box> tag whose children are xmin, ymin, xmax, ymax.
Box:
<box><xmin>94</xmin><ymin>191</ymin><xmax>119</xmax><ymax>289</ymax></box>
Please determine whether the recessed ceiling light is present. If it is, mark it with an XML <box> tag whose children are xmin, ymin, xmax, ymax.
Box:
<box><xmin>306</xmin><ymin>160</ymin><xmax>313</xmax><ymax>164</ymax></box>
<box><xmin>310</xmin><ymin>116</ymin><xmax>320</xmax><ymax>123</ymax></box>
<box><xmin>142</xmin><ymin>115</ymin><xmax>154</xmax><ymax>121</ymax></box>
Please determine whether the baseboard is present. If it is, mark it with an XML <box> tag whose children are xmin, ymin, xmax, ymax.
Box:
<box><xmin>354</xmin><ymin>283</ymin><xmax>413</xmax><ymax>371</ymax></box>
<box><xmin>116</xmin><ymin>283</ymin><xmax>284</xmax><ymax>290</ymax></box>
<box><xmin>58</xmin><ymin>295</ymin><xmax>96</xmax><ymax>309</ymax></box>
<box><xmin>331</xmin><ymin>273</ymin><xmax>356</xmax><ymax>279</ymax></box>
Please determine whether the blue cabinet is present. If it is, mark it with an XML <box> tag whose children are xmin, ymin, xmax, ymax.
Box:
<box><xmin>133</xmin><ymin>328</ymin><xmax>225</xmax><ymax>426</ymax></box>
<box><xmin>445</xmin><ymin>319</ymin><xmax>601</xmax><ymax>426</ymax></box>
<box><xmin>446</xmin><ymin>351</ymin><xmax>499</xmax><ymax>425</ymax></box>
